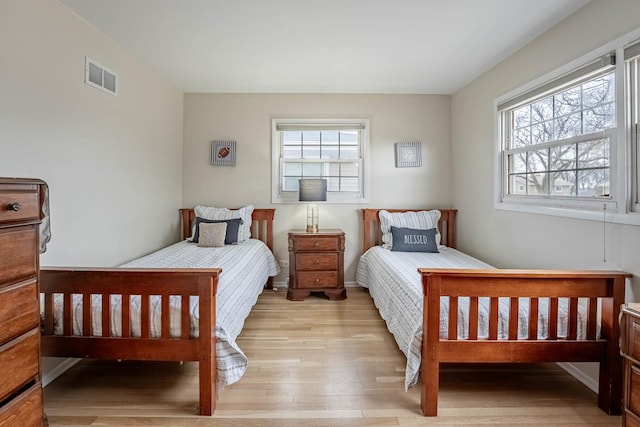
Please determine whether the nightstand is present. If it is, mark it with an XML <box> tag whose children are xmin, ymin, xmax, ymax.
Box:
<box><xmin>287</xmin><ymin>229</ymin><xmax>345</xmax><ymax>301</ymax></box>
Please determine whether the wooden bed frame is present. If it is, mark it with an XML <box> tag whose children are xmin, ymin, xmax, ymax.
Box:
<box><xmin>361</xmin><ymin>208</ymin><xmax>631</xmax><ymax>417</ymax></box>
<box><xmin>40</xmin><ymin>208</ymin><xmax>276</xmax><ymax>416</ymax></box>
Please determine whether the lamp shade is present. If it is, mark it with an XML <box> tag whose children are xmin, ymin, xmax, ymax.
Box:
<box><xmin>298</xmin><ymin>179</ymin><xmax>327</xmax><ymax>202</ymax></box>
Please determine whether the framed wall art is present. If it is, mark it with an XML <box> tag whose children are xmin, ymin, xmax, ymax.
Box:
<box><xmin>211</xmin><ymin>140</ymin><xmax>237</xmax><ymax>166</ymax></box>
<box><xmin>395</xmin><ymin>141</ymin><xmax>422</xmax><ymax>168</ymax></box>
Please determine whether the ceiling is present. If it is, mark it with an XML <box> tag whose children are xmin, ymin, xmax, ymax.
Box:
<box><xmin>59</xmin><ymin>0</ymin><xmax>591</xmax><ymax>94</ymax></box>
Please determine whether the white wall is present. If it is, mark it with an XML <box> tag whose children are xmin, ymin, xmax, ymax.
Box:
<box><xmin>1</xmin><ymin>0</ymin><xmax>184</xmax><ymax>381</ymax></box>
<box><xmin>1</xmin><ymin>0</ymin><xmax>184</xmax><ymax>267</ymax></box>
<box><xmin>451</xmin><ymin>0</ymin><xmax>640</xmax><ymax>388</ymax></box>
<box><xmin>183</xmin><ymin>93</ymin><xmax>452</xmax><ymax>283</ymax></box>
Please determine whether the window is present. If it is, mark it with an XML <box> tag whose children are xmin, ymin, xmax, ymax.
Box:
<box><xmin>497</xmin><ymin>52</ymin><xmax>616</xmax><ymax>211</ymax></box>
<box><xmin>271</xmin><ymin>119</ymin><xmax>370</xmax><ymax>203</ymax></box>
<box><xmin>627</xmin><ymin>40</ymin><xmax>640</xmax><ymax>211</ymax></box>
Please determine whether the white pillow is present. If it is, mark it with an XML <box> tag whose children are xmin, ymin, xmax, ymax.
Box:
<box><xmin>379</xmin><ymin>209</ymin><xmax>441</xmax><ymax>249</ymax></box>
<box><xmin>194</xmin><ymin>205</ymin><xmax>254</xmax><ymax>243</ymax></box>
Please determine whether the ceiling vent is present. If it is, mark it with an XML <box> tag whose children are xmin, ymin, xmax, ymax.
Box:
<box><xmin>85</xmin><ymin>57</ymin><xmax>118</xmax><ymax>95</ymax></box>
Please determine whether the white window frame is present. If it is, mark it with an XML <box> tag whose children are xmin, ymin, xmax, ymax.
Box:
<box><xmin>271</xmin><ymin>118</ymin><xmax>370</xmax><ymax>204</ymax></box>
<box><xmin>494</xmin><ymin>27</ymin><xmax>640</xmax><ymax>226</ymax></box>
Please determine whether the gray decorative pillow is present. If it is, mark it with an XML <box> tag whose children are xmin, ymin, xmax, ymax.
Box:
<box><xmin>390</xmin><ymin>226</ymin><xmax>439</xmax><ymax>253</ymax></box>
<box><xmin>192</xmin><ymin>217</ymin><xmax>242</xmax><ymax>244</ymax></box>
<box><xmin>197</xmin><ymin>222</ymin><xmax>227</xmax><ymax>248</ymax></box>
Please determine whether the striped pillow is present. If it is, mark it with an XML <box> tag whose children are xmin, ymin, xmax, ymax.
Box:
<box><xmin>379</xmin><ymin>209</ymin><xmax>441</xmax><ymax>249</ymax></box>
<box><xmin>194</xmin><ymin>205</ymin><xmax>254</xmax><ymax>243</ymax></box>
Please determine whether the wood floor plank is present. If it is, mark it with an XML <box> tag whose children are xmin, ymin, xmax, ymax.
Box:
<box><xmin>44</xmin><ymin>288</ymin><xmax>621</xmax><ymax>426</ymax></box>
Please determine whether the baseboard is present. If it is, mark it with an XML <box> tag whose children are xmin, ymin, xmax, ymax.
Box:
<box><xmin>556</xmin><ymin>362</ymin><xmax>598</xmax><ymax>394</ymax></box>
<box><xmin>42</xmin><ymin>358</ymin><xmax>80</xmax><ymax>387</ymax></box>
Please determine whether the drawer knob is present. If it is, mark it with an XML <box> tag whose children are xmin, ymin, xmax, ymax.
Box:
<box><xmin>314</xmin><ymin>242</ymin><xmax>320</xmax><ymax>247</ymax></box>
<box><xmin>7</xmin><ymin>202</ymin><xmax>22</xmax><ymax>211</ymax></box>
<box><xmin>315</xmin><ymin>278</ymin><xmax>320</xmax><ymax>284</ymax></box>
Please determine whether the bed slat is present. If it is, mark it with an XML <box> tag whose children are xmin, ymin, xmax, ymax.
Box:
<box><xmin>548</xmin><ymin>298</ymin><xmax>558</xmax><ymax>340</ymax></box>
<box><xmin>508</xmin><ymin>297</ymin><xmax>519</xmax><ymax>340</ymax></box>
<box><xmin>122</xmin><ymin>294</ymin><xmax>130</xmax><ymax>338</ymax></box>
<box><xmin>469</xmin><ymin>297</ymin><xmax>478</xmax><ymax>340</ymax></box>
<box><xmin>568</xmin><ymin>298</ymin><xmax>578</xmax><ymax>341</ymax></box>
<box><xmin>488</xmin><ymin>297</ymin><xmax>498</xmax><ymax>340</ymax></box>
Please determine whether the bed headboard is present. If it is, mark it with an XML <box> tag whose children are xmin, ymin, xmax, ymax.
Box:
<box><xmin>179</xmin><ymin>208</ymin><xmax>275</xmax><ymax>251</ymax></box>
<box><xmin>361</xmin><ymin>208</ymin><xmax>457</xmax><ymax>253</ymax></box>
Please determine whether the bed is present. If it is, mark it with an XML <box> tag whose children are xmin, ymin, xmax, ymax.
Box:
<box><xmin>40</xmin><ymin>207</ymin><xmax>279</xmax><ymax>416</ymax></box>
<box><xmin>356</xmin><ymin>208</ymin><xmax>631</xmax><ymax>416</ymax></box>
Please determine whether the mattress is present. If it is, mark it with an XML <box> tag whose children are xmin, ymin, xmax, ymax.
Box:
<box><xmin>355</xmin><ymin>245</ymin><xmax>590</xmax><ymax>390</ymax></box>
<box><xmin>52</xmin><ymin>238</ymin><xmax>280</xmax><ymax>387</ymax></box>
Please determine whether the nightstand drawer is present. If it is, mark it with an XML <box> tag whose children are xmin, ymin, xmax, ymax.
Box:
<box><xmin>0</xmin><ymin>329</ymin><xmax>40</xmax><ymax>403</ymax></box>
<box><xmin>0</xmin><ymin>191</ymin><xmax>39</xmax><ymax>225</ymax></box>
<box><xmin>296</xmin><ymin>253</ymin><xmax>338</xmax><ymax>271</ymax></box>
<box><xmin>296</xmin><ymin>272</ymin><xmax>338</xmax><ymax>289</ymax></box>
<box><xmin>294</xmin><ymin>236</ymin><xmax>339</xmax><ymax>252</ymax></box>
<box><xmin>0</xmin><ymin>280</ymin><xmax>39</xmax><ymax>344</ymax></box>
<box><xmin>0</xmin><ymin>226</ymin><xmax>38</xmax><ymax>285</ymax></box>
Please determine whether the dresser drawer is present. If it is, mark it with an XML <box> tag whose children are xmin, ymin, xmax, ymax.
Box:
<box><xmin>0</xmin><ymin>280</ymin><xmax>39</xmax><ymax>345</ymax></box>
<box><xmin>0</xmin><ymin>329</ymin><xmax>40</xmax><ymax>403</ymax></box>
<box><xmin>0</xmin><ymin>191</ymin><xmax>39</xmax><ymax>225</ymax></box>
<box><xmin>0</xmin><ymin>382</ymin><xmax>44</xmax><ymax>427</ymax></box>
<box><xmin>0</xmin><ymin>226</ymin><xmax>38</xmax><ymax>285</ymax></box>
<box><xmin>293</xmin><ymin>236</ymin><xmax>339</xmax><ymax>251</ymax></box>
<box><xmin>296</xmin><ymin>253</ymin><xmax>338</xmax><ymax>271</ymax></box>
<box><xmin>630</xmin><ymin>364</ymin><xmax>640</xmax><ymax>417</ymax></box>
<box><xmin>296</xmin><ymin>271</ymin><xmax>338</xmax><ymax>289</ymax></box>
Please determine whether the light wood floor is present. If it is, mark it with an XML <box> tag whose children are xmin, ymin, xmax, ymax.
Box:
<box><xmin>43</xmin><ymin>288</ymin><xmax>621</xmax><ymax>426</ymax></box>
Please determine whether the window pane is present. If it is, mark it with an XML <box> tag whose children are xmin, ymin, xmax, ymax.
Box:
<box><xmin>552</xmin><ymin>171</ymin><xmax>576</xmax><ymax>195</ymax></box>
<box><xmin>321</xmin><ymin>145</ymin><xmax>339</xmax><ymax>159</ymax></box>
<box><xmin>577</xmin><ymin>168</ymin><xmax>609</xmax><ymax>196</ymax></box>
<box><xmin>302</xmin><ymin>146</ymin><xmax>321</xmax><ymax>159</ymax></box>
<box><xmin>340</xmin><ymin>131</ymin><xmax>359</xmax><ymax>144</ymax></box>
<box><xmin>284</xmin><ymin>162</ymin><xmax>302</xmax><ymax>176</ymax></box>
<box><xmin>513</xmin><ymin>106</ymin><xmax>531</xmax><ymax>129</ymax></box>
<box><xmin>550</xmin><ymin>144</ymin><xmax>576</xmax><ymax>171</ymax></box>
<box><xmin>302</xmin><ymin>163</ymin><xmax>322</xmax><ymax>176</ymax></box>
<box><xmin>531</xmin><ymin>122</ymin><xmax>552</xmax><ymax>144</ymax></box>
<box><xmin>554</xmin><ymin>113</ymin><xmax>581</xmax><ymax>140</ymax></box>
<box><xmin>322</xmin><ymin>130</ymin><xmax>339</xmax><ymax>143</ymax></box>
<box><xmin>509</xmin><ymin>174</ymin><xmax>528</xmax><ymax>194</ymax></box>
<box><xmin>583</xmin><ymin>104</ymin><xmax>615</xmax><ymax>133</ymax></box>
<box><xmin>555</xmin><ymin>86</ymin><xmax>581</xmax><ymax>116</ymax></box>
<box><xmin>283</xmin><ymin>177</ymin><xmax>299</xmax><ymax>191</ymax></box>
<box><xmin>527</xmin><ymin>149</ymin><xmax>548</xmax><ymax>172</ymax></box>
<box><xmin>327</xmin><ymin>177</ymin><xmax>340</xmax><ymax>191</ymax></box>
<box><xmin>509</xmin><ymin>153</ymin><xmax>527</xmax><ymax>174</ymax></box>
<box><xmin>531</xmin><ymin>97</ymin><xmax>553</xmax><ymax>123</ymax></box>
<box><xmin>341</xmin><ymin>162</ymin><xmax>359</xmax><ymax>177</ymax></box>
<box><xmin>283</xmin><ymin>131</ymin><xmax>302</xmax><ymax>144</ymax></box>
<box><xmin>340</xmin><ymin>177</ymin><xmax>359</xmax><ymax>191</ymax></box>
<box><xmin>578</xmin><ymin>139</ymin><xmax>609</xmax><ymax>168</ymax></box>
<box><xmin>528</xmin><ymin>173</ymin><xmax>549</xmax><ymax>195</ymax></box>
<box><xmin>583</xmin><ymin>74</ymin><xmax>615</xmax><ymax>107</ymax></box>
<box><xmin>283</xmin><ymin>146</ymin><xmax>302</xmax><ymax>159</ymax></box>
<box><xmin>340</xmin><ymin>145</ymin><xmax>359</xmax><ymax>159</ymax></box>
<box><xmin>302</xmin><ymin>131</ymin><xmax>320</xmax><ymax>143</ymax></box>
<box><xmin>513</xmin><ymin>128</ymin><xmax>531</xmax><ymax>148</ymax></box>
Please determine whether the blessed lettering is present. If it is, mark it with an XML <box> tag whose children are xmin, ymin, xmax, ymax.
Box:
<box><xmin>404</xmin><ymin>234</ymin><xmax>430</xmax><ymax>245</ymax></box>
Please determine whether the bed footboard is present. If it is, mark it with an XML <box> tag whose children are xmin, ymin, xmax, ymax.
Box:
<box><xmin>419</xmin><ymin>268</ymin><xmax>630</xmax><ymax>417</ymax></box>
<box><xmin>40</xmin><ymin>267</ymin><xmax>220</xmax><ymax>416</ymax></box>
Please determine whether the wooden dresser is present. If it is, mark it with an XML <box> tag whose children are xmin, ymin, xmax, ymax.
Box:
<box><xmin>0</xmin><ymin>178</ymin><xmax>47</xmax><ymax>426</ymax></box>
<box><xmin>287</xmin><ymin>229</ymin><xmax>345</xmax><ymax>301</ymax></box>
<box><xmin>621</xmin><ymin>303</ymin><xmax>640</xmax><ymax>426</ymax></box>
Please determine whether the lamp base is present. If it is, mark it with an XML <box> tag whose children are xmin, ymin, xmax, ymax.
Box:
<box><xmin>306</xmin><ymin>224</ymin><xmax>319</xmax><ymax>233</ymax></box>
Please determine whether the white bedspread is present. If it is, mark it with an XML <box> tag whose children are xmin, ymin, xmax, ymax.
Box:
<box><xmin>53</xmin><ymin>239</ymin><xmax>280</xmax><ymax>388</ymax></box>
<box><xmin>355</xmin><ymin>246</ymin><xmax>589</xmax><ymax>391</ymax></box>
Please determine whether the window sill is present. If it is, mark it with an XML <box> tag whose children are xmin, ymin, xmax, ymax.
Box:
<box><xmin>495</xmin><ymin>199</ymin><xmax>640</xmax><ymax>226</ymax></box>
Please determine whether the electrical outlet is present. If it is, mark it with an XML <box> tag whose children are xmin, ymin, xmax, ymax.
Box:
<box><xmin>279</xmin><ymin>259</ymin><xmax>289</xmax><ymax>268</ymax></box>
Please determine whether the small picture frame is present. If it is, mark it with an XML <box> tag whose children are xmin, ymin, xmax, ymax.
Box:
<box><xmin>211</xmin><ymin>140</ymin><xmax>237</xmax><ymax>166</ymax></box>
<box><xmin>395</xmin><ymin>141</ymin><xmax>422</xmax><ymax>168</ymax></box>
